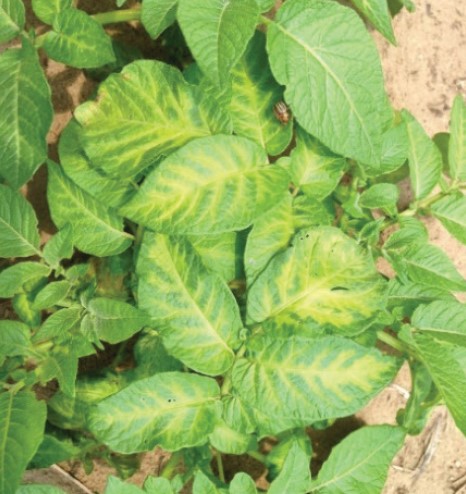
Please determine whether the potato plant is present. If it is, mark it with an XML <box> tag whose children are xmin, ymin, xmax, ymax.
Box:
<box><xmin>1</xmin><ymin>0</ymin><xmax>466</xmax><ymax>492</ymax></box>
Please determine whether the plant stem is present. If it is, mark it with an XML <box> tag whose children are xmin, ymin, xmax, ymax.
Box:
<box><xmin>92</xmin><ymin>8</ymin><xmax>141</xmax><ymax>25</ymax></box>
<box><xmin>260</xmin><ymin>14</ymin><xmax>272</xmax><ymax>26</ymax></box>
<box><xmin>376</xmin><ymin>330</ymin><xmax>407</xmax><ymax>354</ymax></box>
<box><xmin>215</xmin><ymin>450</ymin><xmax>225</xmax><ymax>483</ymax></box>
<box><xmin>248</xmin><ymin>450</ymin><xmax>267</xmax><ymax>464</ymax></box>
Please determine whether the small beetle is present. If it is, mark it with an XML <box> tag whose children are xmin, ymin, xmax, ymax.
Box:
<box><xmin>273</xmin><ymin>101</ymin><xmax>291</xmax><ymax>125</ymax></box>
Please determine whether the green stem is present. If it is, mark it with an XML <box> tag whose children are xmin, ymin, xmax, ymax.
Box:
<box><xmin>247</xmin><ymin>450</ymin><xmax>267</xmax><ymax>464</ymax></box>
<box><xmin>376</xmin><ymin>330</ymin><xmax>407</xmax><ymax>354</ymax></box>
<box><xmin>160</xmin><ymin>451</ymin><xmax>183</xmax><ymax>479</ymax></box>
<box><xmin>215</xmin><ymin>450</ymin><xmax>225</xmax><ymax>483</ymax></box>
<box><xmin>92</xmin><ymin>8</ymin><xmax>141</xmax><ymax>25</ymax></box>
<box><xmin>260</xmin><ymin>14</ymin><xmax>272</xmax><ymax>26</ymax></box>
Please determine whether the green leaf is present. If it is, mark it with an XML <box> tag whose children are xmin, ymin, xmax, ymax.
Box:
<box><xmin>43</xmin><ymin>8</ymin><xmax>115</xmax><ymax>68</ymax></box>
<box><xmin>232</xmin><ymin>334</ymin><xmax>399</xmax><ymax>433</ymax></box>
<box><xmin>0</xmin><ymin>185</ymin><xmax>41</xmax><ymax>258</ymax></box>
<box><xmin>384</xmin><ymin>217</ymin><xmax>427</xmax><ymax>251</ymax></box>
<box><xmin>257</xmin><ymin>0</ymin><xmax>274</xmax><ymax>12</ymax></box>
<box><xmin>136</xmin><ymin>233</ymin><xmax>241</xmax><ymax>375</ymax></box>
<box><xmin>47</xmin><ymin>161</ymin><xmax>132</xmax><ymax>257</ymax></box>
<box><xmin>0</xmin><ymin>262</ymin><xmax>50</xmax><ymax>298</ymax></box>
<box><xmin>144</xmin><ymin>476</ymin><xmax>176</xmax><ymax>494</ymax></box>
<box><xmin>0</xmin><ymin>38</ymin><xmax>53</xmax><ymax>188</ymax></box>
<box><xmin>141</xmin><ymin>0</ymin><xmax>177</xmax><ymax>39</ymax></box>
<box><xmin>123</xmin><ymin>135</ymin><xmax>289</xmax><ymax>234</ymax></box>
<box><xmin>31</xmin><ymin>0</ymin><xmax>72</xmax><ymax>24</ymax></box>
<box><xmin>134</xmin><ymin>331</ymin><xmax>182</xmax><ymax>378</ymax></box>
<box><xmin>42</xmin><ymin>225</ymin><xmax>74</xmax><ymax>269</ymax></box>
<box><xmin>266</xmin><ymin>430</ymin><xmax>312</xmax><ymax>481</ymax></box>
<box><xmin>403</xmin><ymin>110</ymin><xmax>442</xmax><ymax>200</ymax></box>
<box><xmin>88</xmin><ymin>372</ymin><xmax>222</xmax><ymax>453</ymax></box>
<box><xmin>16</xmin><ymin>485</ymin><xmax>66</xmax><ymax>494</ymax></box>
<box><xmin>310</xmin><ymin>425</ymin><xmax>405</xmax><ymax>493</ymax></box>
<box><xmin>400</xmin><ymin>329</ymin><xmax>466</xmax><ymax>435</ymax></box>
<box><xmin>268</xmin><ymin>442</ymin><xmax>311</xmax><ymax>494</ymax></box>
<box><xmin>209</xmin><ymin>419</ymin><xmax>255</xmax><ymax>455</ymax></box>
<box><xmin>431</xmin><ymin>194</ymin><xmax>466</xmax><ymax>245</ymax></box>
<box><xmin>84</xmin><ymin>297</ymin><xmax>150</xmax><ymax>344</ymax></box>
<box><xmin>247</xmin><ymin>227</ymin><xmax>386</xmax><ymax>334</ymax></box>
<box><xmin>449</xmin><ymin>94</ymin><xmax>466</xmax><ymax>181</ymax></box>
<box><xmin>177</xmin><ymin>0</ymin><xmax>259</xmax><ymax>86</ymax></box>
<box><xmin>229</xmin><ymin>473</ymin><xmax>257</xmax><ymax>494</ymax></box>
<box><xmin>389</xmin><ymin>242</ymin><xmax>466</xmax><ymax>292</ymax></box>
<box><xmin>397</xmin><ymin>362</ymin><xmax>436</xmax><ymax>434</ymax></box>
<box><xmin>43</xmin><ymin>343</ymin><xmax>80</xmax><ymax>396</ymax></box>
<box><xmin>230</xmin><ymin>32</ymin><xmax>293</xmax><ymax>155</ymax></box>
<box><xmin>221</xmin><ymin>395</ymin><xmax>256</xmax><ymax>435</ymax></box>
<box><xmin>349</xmin><ymin>0</ymin><xmax>395</xmax><ymax>44</ymax></box>
<box><xmin>244</xmin><ymin>194</ymin><xmax>293</xmax><ymax>284</ymax></box>
<box><xmin>387</xmin><ymin>279</ymin><xmax>454</xmax><ymax>316</ymax></box>
<box><xmin>74</xmin><ymin>61</ymin><xmax>218</xmax><ymax>179</ymax></box>
<box><xmin>192</xmin><ymin>471</ymin><xmax>221</xmax><ymax>494</ymax></box>
<box><xmin>0</xmin><ymin>390</ymin><xmax>46</xmax><ymax>494</ymax></box>
<box><xmin>29</xmin><ymin>433</ymin><xmax>80</xmax><ymax>468</ymax></box>
<box><xmin>290</xmin><ymin>128</ymin><xmax>346</xmax><ymax>200</ymax></box>
<box><xmin>412</xmin><ymin>300</ymin><xmax>466</xmax><ymax>346</ymax></box>
<box><xmin>267</xmin><ymin>0</ymin><xmax>386</xmax><ymax>164</ymax></box>
<box><xmin>33</xmin><ymin>280</ymin><xmax>72</xmax><ymax>309</ymax></box>
<box><xmin>188</xmin><ymin>232</ymin><xmax>240</xmax><ymax>283</ymax></box>
<box><xmin>0</xmin><ymin>0</ymin><xmax>24</xmax><ymax>43</ymax></box>
<box><xmin>359</xmin><ymin>183</ymin><xmax>399</xmax><ymax>215</ymax></box>
<box><xmin>104</xmin><ymin>477</ymin><xmax>144</xmax><ymax>494</ymax></box>
<box><xmin>33</xmin><ymin>307</ymin><xmax>82</xmax><ymax>343</ymax></box>
<box><xmin>0</xmin><ymin>320</ymin><xmax>31</xmax><ymax>363</ymax></box>
<box><xmin>47</xmin><ymin>375</ymin><xmax>122</xmax><ymax>430</ymax></box>
<box><xmin>59</xmin><ymin>120</ymin><xmax>137</xmax><ymax>210</ymax></box>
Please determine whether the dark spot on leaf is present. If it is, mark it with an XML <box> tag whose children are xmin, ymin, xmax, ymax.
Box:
<box><xmin>330</xmin><ymin>286</ymin><xmax>349</xmax><ymax>291</ymax></box>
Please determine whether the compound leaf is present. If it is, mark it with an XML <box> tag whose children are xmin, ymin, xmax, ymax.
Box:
<box><xmin>74</xmin><ymin>61</ymin><xmax>218</xmax><ymax>179</ymax></box>
<box><xmin>267</xmin><ymin>0</ymin><xmax>386</xmax><ymax>163</ymax></box>
<box><xmin>0</xmin><ymin>38</ymin><xmax>52</xmax><ymax>188</ymax></box>
<box><xmin>0</xmin><ymin>390</ymin><xmax>46</xmax><ymax>494</ymax></box>
<box><xmin>43</xmin><ymin>8</ymin><xmax>115</xmax><ymax>68</ymax></box>
<box><xmin>247</xmin><ymin>227</ymin><xmax>386</xmax><ymax>334</ymax></box>
<box><xmin>310</xmin><ymin>425</ymin><xmax>405</xmax><ymax>493</ymax></box>
<box><xmin>412</xmin><ymin>300</ymin><xmax>466</xmax><ymax>346</ymax></box>
<box><xmin>232</xmin><ymin>334</ymin><xmax>399</xmax><ymax>434</ymax></box>
<box><xmin>431</xmin><ymin>194</ymin><xmax>466</xmax><ymax>245</ymax></box>
<box><xmin>177</xmin><ymin>0</ymin><xmax>259</xmax><ymax>86</ymax></box>
<box><xmin>141</xmin><ymin>0</ymin><xmax>177</xmax><ymax>39</ymax></box>
<box><xmin>403</xmin><ymin>110</ymin><xmax>442</xmax><ymax>200</ymax></box>
<box><xmin>230</xmin><ymin>32</ymin><xmax>293</xmax><ymax>155</ymax></box>
<box><xmin>47</xmin><ymin>161</ymin><xmax>132</xmax><ymax>257</ymax></box>
<box><xmin>0</xmin><ymin>0</ymin><xmax>25</xmax><ymax>43</ymax></box>
<box><xmin>349</xmin><ymin>0</ymin><xmax>395</xmax><ymax>44</ymax></box>
<box><xmin>449</xmin><ymin>94</ymin><xmax>466</xmax><ymax>181</ymax></box>
<box><xmin>137</xmin><ymin>232</ymin><xmax>242</xmax><ymax>375</ymax></box>
<box><xmin>88</xmin><ymin>372</ymin><xmax>222</xmax><ymax>453</ymax></box>
<box><xmin>0</xmin><ymin>185</ymin><xmax>41</xmax><ymax>258</ymax></box>
<box><xmin>123</xmin><ymin>135</ymin><xmax>289</xmax><ymax>234</ymax></box>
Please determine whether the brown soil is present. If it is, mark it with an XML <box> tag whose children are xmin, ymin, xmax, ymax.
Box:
<box><xmin>16</xmin><ymin>0</ymin><xmax>466</xmax><ymax>492</ymax></box>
